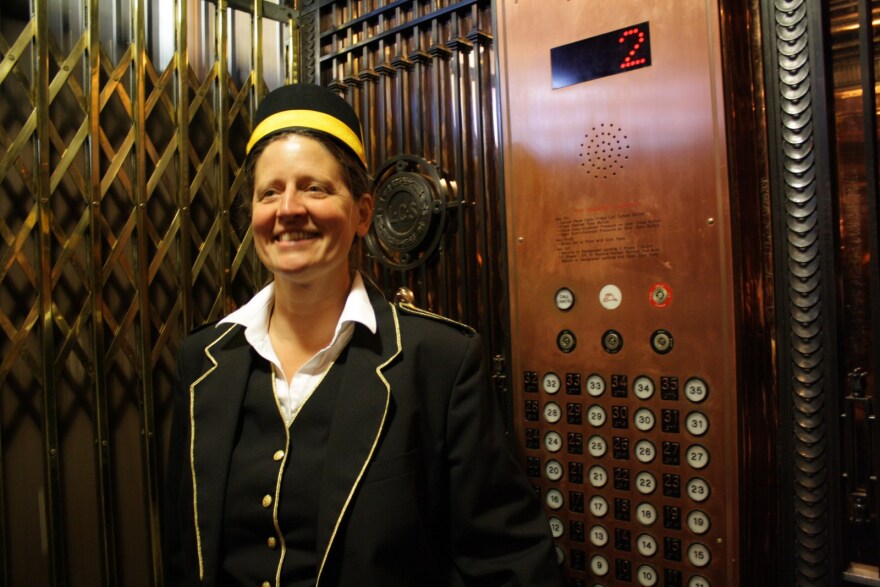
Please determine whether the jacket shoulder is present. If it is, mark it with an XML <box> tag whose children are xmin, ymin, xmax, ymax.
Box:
<box><xmin>395</xmin><ymin>301</ymin><xmax>476</xmax><ymax>337</ymax></box>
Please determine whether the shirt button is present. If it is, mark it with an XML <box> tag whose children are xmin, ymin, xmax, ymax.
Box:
<box><xmin>273</xmin><ymin>450</ymin><xmax>284</xmax><ymax>461</ymax></box>
<box><xmin>262</xmin><ymin>494</ymin><xmax>272</xmax><ymax>508</ymax></box>
<box><xmin>267</xmin><ymin>536</ymin><xmax>277</xmax><ymax>549</ymax></box>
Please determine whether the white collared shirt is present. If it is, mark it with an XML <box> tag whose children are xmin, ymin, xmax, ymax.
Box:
<box><xmin>219</xmin><ymin>273</ymin><xmax>377</xmax><ymax>425</ymax></box>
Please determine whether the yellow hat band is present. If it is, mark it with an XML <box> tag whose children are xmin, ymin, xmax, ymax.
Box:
<box><xmin>246</xmin><ymin>109</ymin><xmax>367</xmax><ymax>167</ymax></box>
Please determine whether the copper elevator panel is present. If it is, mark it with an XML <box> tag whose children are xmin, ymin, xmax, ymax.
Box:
<box><xmin>497</xmin><ymin>1</ymin><xmax>739</xmax><ymax>585</ymax></box>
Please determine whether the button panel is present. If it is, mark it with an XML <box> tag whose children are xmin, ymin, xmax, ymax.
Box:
<box><xmin>520</xmin><ymin>367</ymin><xmax>724</xmax><ymax>586</ymax></box>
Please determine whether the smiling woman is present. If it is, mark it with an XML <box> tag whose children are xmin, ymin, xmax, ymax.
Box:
<box><xmin>162</xmin><ymin>84</ymin><xmax>561</xmax><ymax>587</ymax></box>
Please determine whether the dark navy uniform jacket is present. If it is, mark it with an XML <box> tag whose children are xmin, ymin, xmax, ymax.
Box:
<box><xmin>163</xmin><ymin>283</ymin><xmax>561</xmax><ymax>586</ymax></box>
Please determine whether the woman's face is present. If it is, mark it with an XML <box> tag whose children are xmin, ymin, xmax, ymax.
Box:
<box><xmin>251</xmin><ymin>134</ymin><xmax>373</xmax><ymax>286</ymax></box>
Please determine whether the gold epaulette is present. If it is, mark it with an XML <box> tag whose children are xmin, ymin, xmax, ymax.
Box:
<box><xmin>396</xmin><ymin>301</ymin><xmax>476</xmax><ymax>336</ymax></box>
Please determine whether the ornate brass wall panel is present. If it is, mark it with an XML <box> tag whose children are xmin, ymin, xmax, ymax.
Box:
<box><xmin>0</xmin><ymin>1</ymin><xmax>294</xmax><ymax>584</ymax></box>
<box><xmin>306</xmin><ymin>0</ymin><xmax>504</xmax><ymax>356</ymax></box>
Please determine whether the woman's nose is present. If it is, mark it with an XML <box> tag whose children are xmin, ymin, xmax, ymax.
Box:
<box><xmin>278</xmin><ymin>189</ymin><xmax>307</xmax><ymax>216</ymax></box>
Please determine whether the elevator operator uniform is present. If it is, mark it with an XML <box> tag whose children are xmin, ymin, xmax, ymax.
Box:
<box><xmin>163</xmin><ymin>273</ymin><xmax>561</xmax><ymax>586</ymax></box>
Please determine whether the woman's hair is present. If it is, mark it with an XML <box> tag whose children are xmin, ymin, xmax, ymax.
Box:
<box><xmin>241</xmin><ymin>129</ymin><xmax>371</xmax><ymax>206</ymax></box>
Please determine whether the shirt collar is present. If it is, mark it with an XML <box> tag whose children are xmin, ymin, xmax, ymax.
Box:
<box><xmin>218</xmin><ymin>272</ymin><xmax>377</xmax><ymax>343</ymax></box>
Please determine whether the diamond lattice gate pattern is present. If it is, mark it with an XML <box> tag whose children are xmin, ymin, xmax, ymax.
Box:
<box><xmin>0</xmin><ymin>1</ymin><xmax>293</xmax><ymax>584</ymax></box>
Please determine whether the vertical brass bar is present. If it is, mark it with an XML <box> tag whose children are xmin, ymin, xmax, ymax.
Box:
<box><xmin>428</xmin><ymin>15</ymin><xmax>449</xmax><ymax>313</ymax></box>
<box><xmin>178</xmin><ymin>0</ymin><xmax>194</xmax><ymax>333</ymax></box>
<box><xmin>217</xmin><ymin>0</ymin><xmax>231</xmax><ymax>315</ymax></box>
<box><xmin>131</xmin><ymin>0</ymin><xmax>162</xmax><ymax>583</ymax></box>
<box><xmin>447</xmin><ymin>12</ymin><xmax>469</xmax><ymax>324</ymax></box>
<box><xmin>287</xmin><ymin>12</ymin><xmax>298</xmax><ymax>84</ymax></box>
<box><xmin>468</xmin><ymin>23</ymin><xmax>490</xmax><ymax>337</ymax></box>
<box><xmin>252</xmin><ymin>0</ymin><xmax>263</xmax><ymax>99</ymax></box>
<box><xmin>87</xmin><ymin>0</ymin><xmax>117</xmax><ymax>584</ymax></box>
<box><xmin>34</xmin><ymin>0</ymin><xmax>65</xmax><ymax>583</ymax></box>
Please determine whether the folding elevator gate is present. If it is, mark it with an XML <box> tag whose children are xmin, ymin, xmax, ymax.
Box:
<box><xmin>497</xmin><ymin>2</ymin><xmax>740</xmax><ymax>585</ymax></box>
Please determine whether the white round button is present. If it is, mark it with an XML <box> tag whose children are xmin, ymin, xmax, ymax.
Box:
<box><xmin>687</xmin><ymin>510</ymin><xmax>711</xmax><ymax>535</ymax></box>
<box><xmin>688</xmin><ymin>575</ymin><xmax>711</xmax><ymax>587</ymax></box>
<box><xmin>545</xmin><ymin>488</ymin><xmax>564</xmax><ymax>510</ymax></box>
<box><xmin>555</xmin><ymin>287</ymin><xmax>575</xmax><ymax>311</ymax></box>
<box><xmin>542</xmin><ymin>372</ymin><xmax>561</xmax><ymax>394</ymax></box>
<box><xmin>543</xmin><ymin>402</ymin><xmax>562</xmax><ymax>423</ymax></box>
<box><xmin>589</xmin><ymin>495</ymin><xmax>609</xmax><ymax>518</ymax></box>
<box><xmin>588</xmin><ymin>434</ymin><xmax>608</xmax><ymax>458</ymax></box>
<box><xmin>544</xmin><ymin>431</ymin><xmax>563</xmax><ymax>453</ymax></box>
<box><xmin>686</xmin><ymin>477</ymin><xmax>711</xmax><ymax>502</ymax></box>
<box><xmin>636</xmin><ymin>471</ymin><xmax>657</xmax><ymax>495</ymax></box>
<box><xmin>636</xmin><ymin>502</ymin><xmax>657</xmax><ymax>526</ymax></box>
<box><xmin>636</xmin><ymin>564</ymin><xmax>659</xmax><ymax>586</ymax></box>
<box><xmin>588</xmin><ymin>465</ymin><xmax>608</xmax><ymax>488</ymax></box>
<box><xmin>599</xmin><ymin>284</ymin><xmax>622</xmax><ymax>310</ymax></box>
<box><xmin>555</xmin><ymin>544</ymin><xmax>565</xmax><ymax>565</ymax></box>
<box><xmin>588</xmin><ymin>404</ymin><xmax>607</xmax><ymax>427</ymax></box>
<box><xmin>586</xmin><ymin>374</ymin><xmax>606</xmax><ymax>397</ymax></box>
<box><xmin>544</xmin><ymin>459</ymin><xmax>564</xmax><ymax>481</ymax></box>
<box><xmin>633</xmin><ymin>375</ymin><xmax>655</xmax><ymax>400</ymax></box>
<box><xmin>635</xmin><ymin>439</ymin><xmax>657</xmax><ymax>463</ymax></box>
<box><xmin>634</xmin><ymin>408</ymin><xmax>656</xmax><ymax>432</ymax></box>
<box><xmin>686</xmin><ymin>445</ymin><xmax>710</xmax><ymax>469</ymax></box>
<box><xmin>684</xmin><ymin>377</ymin><xmax>709</xmax><ymax>403</ymax></box>
<box><xmin>687</xmin><ymin>542</ymin><xmax>712</xmax><ymax>567</ymax></box>
<box><xmin>548</xmin><ymin>516</ymin><xmax>564</xmax><ymax>538</ymax></box>
<box><xmin>685</xmin><ymin>411</ymin><xmax>709</xmax><ymax>436</ymax></box>
<box><xmin>589</xmin><ymin>554</ymin><xmax>610</xmax><ymax>576</ymax></box>
<box><xmin>589</xmin><ymin>524</ymin><xmax>609</xmax><ymax>547</ymax></box>
<box><xmin>636</xmin><ymin>533</ymin><xmax>657</xmax><ymax>556</ymax></box>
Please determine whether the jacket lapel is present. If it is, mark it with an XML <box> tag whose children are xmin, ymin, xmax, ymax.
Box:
<box><xmin>188</xmin><ymin>324</ymin><xmax>252</xmax><ymax>582</ymax></box>
<box><xmin>315</xmin><ymin>285</ymin><xmax>401</xmax><ymax>583</ymax></box>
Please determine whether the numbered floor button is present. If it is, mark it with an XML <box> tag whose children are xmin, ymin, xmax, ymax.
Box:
<box><xmin>687</xmin><ymin>510</ymin><xmax>711</xmax><ymax>535</ymax></box>
<box><xmin>635</xmin><ymin>439</ymin><xmax>657</xmax><ymax>463</ymax></box>
<box><xmin>549</xmin><ymin>516</ymin><xmax>564</xmax><ymax>538</ymax></box>
<box><xmin>543</xmin><ymin>402</ymin><xmax>562</xmax><ymax>423</ymax></box>
<box><xmin>688</xmin><ymin>575</ymin><xmax>711</xmax><ymax>587</ymax></box>
<box><xmin>589</xmin><ymin>495</ymin><xmax>610</xmax><ymax>518</ymax></box>
<box><xmin>636</xmin><ymin>564</ymin><xmax>659</xmax><ymax>587</ymax></box>
<box><xmin>687</xmin><ymin>542</ymin><xmax>712</xmax><ymax>568</ymax></box>
<box><xmin>636</xmin><ymin>533</ymin><xmax>658</xmax><ymax>557</ymax></box>
<box><xmin>590</xmin><ymin>554</ymin><xmax>610</xmax><ymax>577</ymax></box>
<box><xmin>544</xmin><ymin>459</ymin><xmax>564</xmax><ymax>482</ymax></box>
<box><xmin>685</xmin><ymin>411</ymin><xmax>709</xmax><ymax>436</ymax></box>
<box><xmin>634</xmin><ymin>408</ymin><xmax>656</xmax><ymax>432</ymax></box>
<box><xmin>543</xmin><ymin>372</ymin><xmax>561</xmax><ymax>394</ymax></box>
<box><xmin>588</xmin><ymin>404</ymin><xmax>608</xmax><ymax>427</ymax></box>
<box><xmin>686</xmin><ymin>445</ymin><xmax>710</xmax><ymax>469</ymax></box>
<box><xmin>636</xmin><ymin>502</ymin><xmax>658</xmax><ymax>526</ymax></box>
<box><xmin>633</xmin><ymin>375</ymin><xmax>656</xmax><ymax>400</ymax></box>
<box><xmin>588</xmin><ymin>465</ymin><xmax>609</xmax><ymax>488</ymax></box>
<box><xmin>686</xmin><ymin>477</ymin><xmax>711</xmax><ymax>502</ymax></box>
<box><xmin>684</xmin><ymin>377</ymin><xmax>709</xmax><ymax>403</ymax></box>
<box><xmin>586</xmin><ymin>373</ymin><xmax>606</xmax><ymax>397</ymax></box>
<box><xmin>545</xmin><ymin>488</ymin><xmax>564</xmax><ymax>510</ymax></box>
<box><xmin>554</xmin><ymin>544</ymin><xmax>565</xmax><ymax>565</ymax></box>
<box><xmin>636</xmin><ymin>471</ymin><xmax>657</xmax><ymax>495</ymax></box>
<box><xmin>544</xmin><ymin>431</ymin><xmax>563</xmax><ymax>453</ymax></box>
<box><xmin>588</xmin><ymin>435</ymin><xmax>608</xmax><ymax>458</ymax></box>
<box><xmin>589</xmin><ymin>524</ymin><xmax>610</xmax><ymax>547</ymax></box>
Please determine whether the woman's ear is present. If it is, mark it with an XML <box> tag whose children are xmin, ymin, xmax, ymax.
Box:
<box><xmin>356</xmin><ymin>193</ymin><xmax>374</xmax><ymax>237</ymax></box>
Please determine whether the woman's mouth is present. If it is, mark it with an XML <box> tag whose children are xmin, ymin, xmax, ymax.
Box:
<box><xmin>275</xmin><ymin>230</ymin><xmax>318</xmax><ymax>242</ymax></box>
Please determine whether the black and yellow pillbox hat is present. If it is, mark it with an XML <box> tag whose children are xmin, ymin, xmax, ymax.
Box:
<box><xmin>246</xmin><ymin>84</ymin><xmax>367</xmax><ymax>169</ymax></box>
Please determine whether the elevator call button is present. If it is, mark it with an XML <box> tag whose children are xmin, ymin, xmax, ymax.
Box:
<box><xmin>555</xmin><ymin>287</ymin><xmax>576</xmax><ymax>311</ymax></box>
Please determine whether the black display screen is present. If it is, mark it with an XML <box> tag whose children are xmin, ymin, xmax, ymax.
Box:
<box><xmin>551</xmin><ymin>22</ymin><xmax>651</xmax><ymax>89</ymax></box>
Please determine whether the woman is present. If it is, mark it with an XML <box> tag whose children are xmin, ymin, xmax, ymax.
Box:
<box><xmin>164</xmin><ymin>84</ymin><xmax>560</xmax><ymax>586</ymax></box>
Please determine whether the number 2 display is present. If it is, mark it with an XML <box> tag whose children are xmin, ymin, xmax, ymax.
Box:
<box><xmin>551</xmin><ymin>22</ymin><xmax>652</xmax><ymax>89</ymax></box>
